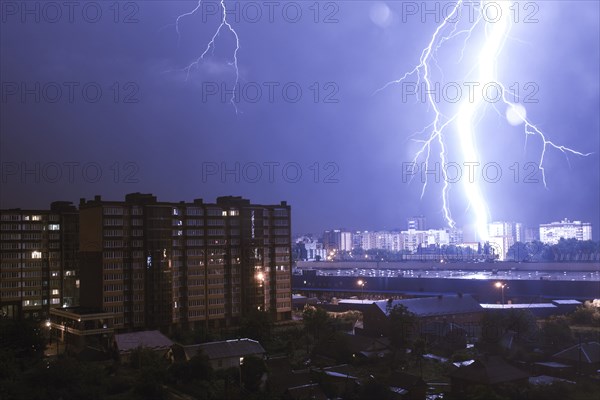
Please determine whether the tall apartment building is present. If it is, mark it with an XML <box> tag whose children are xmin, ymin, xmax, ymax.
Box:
<box><xmin>294</xmin><ymin>236</ymin><xmax>327</xmax><ymax>261</ymax></box>
<box><xmin>407</xmin><ymin>216</ymin><xmax>426</xmax><ymax>231</ymax></box>
<box><xmin>78</xmin><ymin>193</ymin><xmax>292</xmax><ymax>331</ymax></box>
<box><xmin>400</xmin><ymin>228</ymin><xmax>462</xmax><ymax>253</ymax></box>
<box><xmin>487</xmin><ymin>221</ymin><xmax>530</xmax><ymax>260</ymax></box>
<box><xmin>539</xmin><ymin>219</ymin><xmax>592</xmax><ymax>245</ymax></box>
<box><xmin>1</xmin><ymin>202</ymin><xmax>79</xmax><ymax>319</ymax></box>
<box><xmin>322</xmin><ymin>229</ymin><xmax>353</xmax><ymax>251</ymax></box>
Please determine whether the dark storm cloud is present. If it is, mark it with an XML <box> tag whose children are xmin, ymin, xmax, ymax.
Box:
<box><xmin>1</xmin><ymin>1</ymin><xmax>598</xmax><ymax>238</ymax></box>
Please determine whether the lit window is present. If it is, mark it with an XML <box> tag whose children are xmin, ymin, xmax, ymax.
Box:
<box><xmin>222</xmin><ymin>211</ymin><xmax>227</xmax><ymax>217</ymax></box>
<box><xmin>31</xmin><ymin>251</ymin><xmax>42</xmax><ymax>259</ymax></box>
<box><xmin>52</xmin><ymin>289</ymin><xmax>59</xmax><ymax>295</ymax></box>
<box><xmin>32</xmin><ymin>215</ymin><xmax>42</xmax><ymax>221</ymax></box>
<box><xmin>48</xmin><ymin>224</ymin><xmax>60</xmax><ymax>230</ymax></box>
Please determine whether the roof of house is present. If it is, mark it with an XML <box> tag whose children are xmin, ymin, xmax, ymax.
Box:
<box><xmin>552</xmin><ymin>300</ymin><xmax>582</xmax><ymax>305</ymax></box>
<box><xmin>183</xmin><ymin>338</ymin><xmax>265</xmax><ymax>361</ymax></box>
<box><xmin>480</xmin><ymin>303</ymin><xmax>557</xmax><ymax>309</ymax></box>
<box><xmin>284</xmin><ymin>383</ymin><xmax>329</xmax><ymax>400</ymax></box>
<box><xmin>553</xmin><ymin>342</ymin><xmax>600</xmax><ymax>364</ymax></box>
<box><xmin>114</xmin><ymin>330</ymin><xmax>173</xmax><ymax>353</ymax></box>
<box><xmin>384</xmin><ymin>371</ymin><xmax>427</xmax><ymax>389</ymax></box>
<box><xmin>448</xmin><ymin>356</ymin><xmax>529</xmax><ymax>385</ymax></box>
<box><xmin>374</xmin><ymin>295</ymin><xmax>482</xmax><ymax>318</ymax></box>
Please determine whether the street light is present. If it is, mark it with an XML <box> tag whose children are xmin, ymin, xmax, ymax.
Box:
<box><xmin>495</xmin><ymin>282</ymin><xmax>507</xmax><ymax>307</ymax></box>
<box><xmin>357</xmin><ymin>280</ymin><xmax>366</xmax><ymax>303</ymax></box>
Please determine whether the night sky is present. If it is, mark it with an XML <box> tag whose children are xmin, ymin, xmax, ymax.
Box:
<box><xmin>1</xmin><ymin>1</ymin><xmax>598</xmax><ymax>239</ymax></box>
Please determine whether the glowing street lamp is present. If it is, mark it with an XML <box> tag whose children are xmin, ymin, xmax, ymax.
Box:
<box><xmin>357</xmin><ymin>279</ymin><xmax>366</xmax><ymax>303</ymax></box>
<box><xmin>495</xmin><ymin>282</ymin><xmax>507</xmax><ymax>307</ymax></box>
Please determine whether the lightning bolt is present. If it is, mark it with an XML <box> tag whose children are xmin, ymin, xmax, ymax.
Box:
<box><xmin>377</xmin><ymin>0</ymin><xmax>592</xmax><ymax>242</ymax></box>
<box><xmin>175</xmin><ymin>0</ymin><xmax>241</xmax><ymax>113</ymax></box>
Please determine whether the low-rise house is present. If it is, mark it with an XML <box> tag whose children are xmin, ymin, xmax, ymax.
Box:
<box><xmin>172</xmin><ymin>338</ymin><xmax>266</xmax><ymax>370</ymax></box>
<box><xmin>113</xmin><ymin>330</ymin><xmax>173</xmax><ymax>363</ymax></box>
<box><xmin>362</xmin><ymin>294</ymin><xmax>483</xmax><ymax>338</ymax></box>
<box><xmin>448</xmin><ymin>356</ymin><xmax>529</xmax><ymax>395</ymax></box>
<box><xmin>384</xmin><ymin>371</ymin><xmax>427</xmax><ymax>400</ymax></box>
<box><xmin>283</xmin><ymin>383</ymin><xmax>328</xmax><ymax>400</ymax></box>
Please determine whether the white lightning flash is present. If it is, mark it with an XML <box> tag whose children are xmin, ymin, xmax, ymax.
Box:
<box><xmin>176</xmin><ymin>0</ymin><xmax>241</xmax><ymax>113</ymax></box>
<box><xmin>378</xmin><ymin>0</ymin><xmax>591</xmax><ymax>242</ymax></box>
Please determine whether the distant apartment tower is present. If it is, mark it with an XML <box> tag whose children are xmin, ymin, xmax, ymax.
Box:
<box><xmin>295</xmin><ymin>236</ymin><xmax>327</xmax><ymax>261</ymax></box>
<box><xmin>407</xmin><ymin>216</ymin><xmax>426</xmax><ymax>230</ymax></box>
<box><xmin>487</xmin><ymin>221</ymin><xmax>519</xmax><ymax>260</ymax></box>
<box><xmin>401</xmin><ymin>228</ymin><xmax>462</xmax><ymax>253</ymax></box>
<box><xmin>524</xmin><ymin>227</ymin><xmax>539</xmax><ymax>243</ymax></box>
<box><xmin>322</xmin><ymin>229</ymin><xmax>352</xmax><ymax>251</ymax></box>
<box><xmin>79</xmin><ymin>193</ymin><xmax>291</xmax><ymax>331</ymax></box>
<box><xmin>539</xmin><ymin>219</ymin><xmax>592</xmax><ymax>245</ymax></box>
<box><xmin>1</xmin><ymin>202</ymin><xmax>79</xmax><ymax>319</ymax></box>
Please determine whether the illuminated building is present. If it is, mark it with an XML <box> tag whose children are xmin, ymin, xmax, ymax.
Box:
<box><xmin>539</xmin><ymin>219</ymin><xmax>592</xmax><ymax>245</ymax></box>
<box><xmin>487</xmin><ymin>221</ymin><xmax>522</xmax><ymax>261</ymax></box>
<box><xmin>79</xmin><ymin>193</ymin><xmax>291</xmax><ymax>331</ymax></box>
<box><xmin>0</xmin><ymin>202</ymin><xmax>79</xmax><ymax>319</ymax></box>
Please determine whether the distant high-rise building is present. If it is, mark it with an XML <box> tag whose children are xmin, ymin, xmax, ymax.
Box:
<box><xmin>79</xmin><ymin>193</ymin><xmax>291</xmax><ymax>331</ymax></box>
<box><xmin>295</xmin><ymin>236</ymin><xmax>327</xmax><ymax>261</ymax></box>
<box><xmin>487</xmin><ymin>221</ymin><xmax>522</xmax><ymax>260</ymax></box>
<box><xmin>322</xmin><ymin>229</ymin><xmax>352</xmax><ymax>251</ymax></box>
<box><xmin>407</xmin><ymin>216</ymin><xmax>426</xmax><ymax>230</ymax></box>
<box><xmin>400</xmin><ymin>228</ymin><xmax>462</xmax><ymax>253</ymax></box>
<box><xmin>340</xmin><ymin>231</ymin><xmax>353</xmax><ymax>251</ymax></box>
<box><xmin>539</xmin><ymin>219</ymin><xmax>592</xmax><ymax>244</ymax></box>
<box><xmin>524</xmin><ymin>227</ymin><xmax>538</xmax><ymax>243</ymax></box>
<box><xmin>1</xmin><ymin>202</ymin><xmax>79</xmax><ymax>319</ymax></box>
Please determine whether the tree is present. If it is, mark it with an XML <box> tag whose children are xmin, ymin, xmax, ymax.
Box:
<box><xmin>303</xmin><ymin>305</ymin><xmax>331</xmax><ymax>341</ymax></box>
<box><xmin>168</xmin><ymin>350</ymin><xmax>213</xmax><ymax>384</ymax></box>
<box><xmin>388</xmin><ymin>304</ymin><xmax>416</xmax><ymax>349</ymax></box>
<box><xmin>241</xmin><ymin>355</ymin><xmax>267</xmax><ymax>392</ymax></box>
<box><xmin>0</xmin><ymin>319</ymin><xmax>46</xmax><ymax>359</ymax></box>
<box><xmin>570</xmin><ymin>302</ymin><xmax>600</xmax><ymax>326</ymax></box>
<box><xmin>506</xmin><ymin>242</ymin><xmax>529</xmax><ymax>262</ymax></box>
<box><xmin>542</xmin><ymin>316</ymin><xmax>572</xmax><ymax>347</ymax></box>
<box><xmin>239</xmin><ymin>309</ymin><xmax>272</xmax><ymax>343</ymax></box>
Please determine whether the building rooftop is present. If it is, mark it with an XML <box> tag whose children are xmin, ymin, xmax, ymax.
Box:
<box><xmin>480</xmin><ymin>303</ymin><xmax>557</xmax><ymax>309</ymax></box>
<box><xmin>114</xmin><ymin>330</ymin><xmax>173</xmax><ymax>353</ymax></box>
<box><xmin>183</xmin><ymin>338</ymin><xmax>265</xmax><ymax>361</ymax></box>
<box><xmin>448</xmin><ymin>356</ymin><xmax>529</xmax><ymax>385</ymax></box>
<box><xmin>552</xmin><ymin>300</ymin><xmax>582</xmax><ymax>305</ymax></box>
<box><xmin>375</xmin><ymin>294</ymin><xmax>482</xmax><ymax>318</ymax></box>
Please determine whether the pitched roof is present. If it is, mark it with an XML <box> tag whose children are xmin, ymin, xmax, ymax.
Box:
<box><xmin>285</xmin><ymin>383</ymin><xmax>329</xmax><ymax>400</ymax></box>
<box><xmin>114</xmin><ymin>330</ymin><xmax>173</xmax><ymax>353</ymax></box>
<box><xmin>553</xmin><ymin>342</ymin><xmax>600</xmax><ymax>364</ymax></box>
<box><xmin>185</xmin><ymin>338</ymin><xmax>265</xmax><ymax>361</ymax></box>
<box><xmin>384</xmin><ymin>371</ymin><xmax>426</xmax><ymax>389</ymax></box>
<box><xmin>375</xmin><ymin>295</ymin><xmax>482</xmax><ymax>318</ymax></box>
<box><xmin>448</xmin><ymin>356</ymin><xmax>529</xmax><ymax>385</ymax></box>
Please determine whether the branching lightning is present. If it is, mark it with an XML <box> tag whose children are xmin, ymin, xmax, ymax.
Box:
<box><xmin>175</xmin><ymin>0</ymin><xmax>241</xmax><ymax>113</ymax></box>
<box><xmin>377</xmin><ymin>0</ymin><xmax>592</xmax><ymax>241</ymax></box>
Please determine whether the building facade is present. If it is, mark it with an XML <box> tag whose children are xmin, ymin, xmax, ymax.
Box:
<box><xmin>1</xmin><ymin>202</ymin><xmax>79</xmax><ymax>319</ymax></box>
<box><xmin>79</xmin><ymin>193</ymin><xmax>292</xmax><ymax>331</ymax></box>
<box><xmin>539</xmin><ymin>219</ymin><xmax>593</xmax><ymax>244</ymax></box>
<box><xmin>487</xmin><ymin>221</ymin><xmax>522</xmax><ymax>261</ymax></box>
